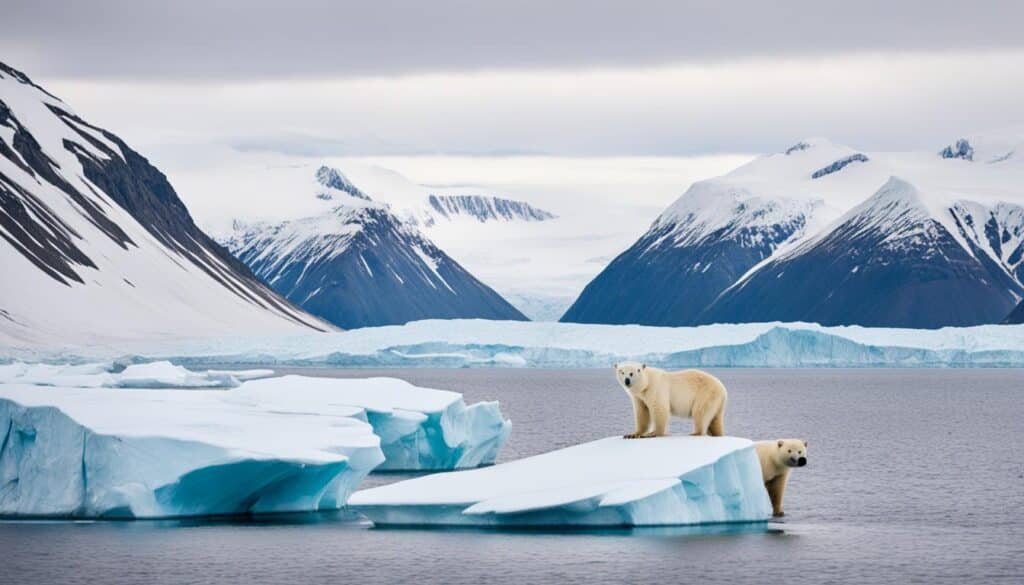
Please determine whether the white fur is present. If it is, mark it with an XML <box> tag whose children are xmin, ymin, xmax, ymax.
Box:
<box><xmin>613</xmin><ymin>362</ymin><xmax>728</xmax><ymax>438</ymax></box>
<box><xmin>755</xmin><ymin>438</ymin><xmax>809</xmax><ymax>517</ymax></box>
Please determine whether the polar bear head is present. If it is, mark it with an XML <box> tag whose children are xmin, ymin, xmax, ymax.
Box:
<box><xmin>773</xmin><ymin>439</ymin><xmax>809</xmax><ymax>467</ymax></box>
<box><xmin>613</xmin><ymin>362</ymin><xmax>648</xmax><ymax>393</ymax></box>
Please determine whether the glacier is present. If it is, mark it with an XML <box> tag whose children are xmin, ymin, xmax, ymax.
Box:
<box><xmin>349</xmin><ymin>436</ymin><xmax>772</xmax><ymax>527</ymax></box>
<box><xmin>35</xmin><ymin>319</ymin><xmax>1024</xmax><ymax>368</ymax></box>
<box><xmin>0</xmin><ymin>372</ymin><xmax>511</xmax><ymax>517</ymax></box>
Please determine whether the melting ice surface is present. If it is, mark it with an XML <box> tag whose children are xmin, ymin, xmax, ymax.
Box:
<box><xmin>349</xmin><ymin>436</ymin><xmax>772</xmax><ymax>527</ymax></box>
<box><xmin>0</xmin><ymin>371</ymin><xmax>510</xmax><ymax>518</ymax></box>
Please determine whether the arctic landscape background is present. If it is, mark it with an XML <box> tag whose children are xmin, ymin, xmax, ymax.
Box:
<box><xmin>2</xmin><ymin>2</ymin><xmax>1022</xmax><ymax>343</ymax></box>
<box><xmin>3</xmin><ymin>3</ymin><xmax>1024</xmax><ymax>585</ymax></box>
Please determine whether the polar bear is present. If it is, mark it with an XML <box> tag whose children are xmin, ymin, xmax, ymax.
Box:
<box><xmin>755</xmin><ymin>439</ymin><xmax>809</xmax><ymax>517</ymax></box>
<box><xmin>613</xmin><ymin>362</ymin><xmax>727</xmax><ymax>438</ymax></box>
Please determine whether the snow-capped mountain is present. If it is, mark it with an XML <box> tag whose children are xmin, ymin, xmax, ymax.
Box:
<box><xmin>416</xmin><ymin>194</ymin><xmax>556</xmax><ymax>226</ymax></box>
<box><xmin>0</xmin><ymin>62</ymin><xmax>329</xmax><ymax>348</ymax></box>
<box><xmin>200</xmin><ymin>160</ymin><xmax>558</xmax><ymax>320</ymax></box>
<box><xmin>563</xmin><ymin>134</ymin><xmax>1024</xmax><ymax>328</ymax></box>
<box><xmin>221</xmin><ymin>170</ymin><xmax>528</xmax><ymax>328</ymax></box>
<box><xmin>938</xmin><ymin>131</ymin><xmax>1019</xmax><ymax>164</ymax></box>
<box><xmin>313</xmin><ymin>165</ymin><xmax>370</xmax><ymax>201</ymax></box>
<box><xmin>279</xmin><ymin>163</ymin><xmax>557</xmax><ymax>229</ymax></box>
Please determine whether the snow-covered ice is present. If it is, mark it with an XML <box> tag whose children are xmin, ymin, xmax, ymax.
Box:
<box><xmin>0</xmin><ymin>361</ymin><xmax>509</xmax><ymax>469</ymax></box>
<box><xmin>0</xmin><ymin>372</ymin><xmax>510</xmax><ymax>517</ymax></box>
<box><xmin>0</xmin><ymin>382</ymin><xmax>382</xmax><ymax>518</ymax></box>
<box><xmin>48</xmin><ymin>320</ymin><xmax>1024</xmax><ymax>368</ymax></box>
<box><xmin>349</xmin><ymin>436</ymin><xmax>771</xmax><ymax>527</ymax></box>
<box><xmin>0</xmin><ymin>361</ymin><xmax>273</xmax><ymax>389</ymax></box>
<box><xmin>237</xmin><ymin>376</ymin><xmax>510</xmax><ymax>471</ymax></box>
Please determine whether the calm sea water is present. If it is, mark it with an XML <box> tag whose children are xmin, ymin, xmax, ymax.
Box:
<box><xmin>3</xmin><ymin>368</ymin><xmax>1022</xmax><ymax>584</ymax></box>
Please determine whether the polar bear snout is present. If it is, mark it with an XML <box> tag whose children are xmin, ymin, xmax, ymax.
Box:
<box><xmin>614</xmin><ymin>362</ymin><xmax>648</xmax><ymax>393</ymax></box>
<box><xmin>798</xmin><ymin>456</ymin><xmax>807</xmax><ymax>467</ymax></box>
<box><xmin>786</xmin><ymin>456</ymin><xmax>807</xmax><ymax>467</ymax></box>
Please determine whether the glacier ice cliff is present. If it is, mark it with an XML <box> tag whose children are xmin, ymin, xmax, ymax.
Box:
<box><xmin>61</xmin><ymin>320</ymin><xmax>1024</xmax><ymax>368</ymax></box>
<box><xmin>349</xmin><ymin>436</ymin><xmax>772</xmax><ymax>527</ymax></box>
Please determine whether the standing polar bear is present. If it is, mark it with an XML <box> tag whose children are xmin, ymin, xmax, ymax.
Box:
<box><xmin>613</xmin><ymin>362</ymin><xmax>728</xmax><ymax>438</ymax></box>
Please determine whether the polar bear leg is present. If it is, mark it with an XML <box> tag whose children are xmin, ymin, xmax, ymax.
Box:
<box><xmin>690</xmin><ymin>398</ymin><xmax>711</xmax><ymax>436</ymax></box>
<box><xmin>648</xmin><ymin>399</ymin><xmax>670</xmax><ymax>437</ymax></box>
<box><xmin>707</xmin><ymin>400</ymin><xmax>726</xmax><ymax>437</ymax></box>
<box><xmin>766</xmin><ymin>472</ymin><xmax>789</xmax><ymax>517</ymax></box>
<box><xmin>625</xmin><ymin>397</ymin><xmax>651</xmax><ymax>439</ymax></box>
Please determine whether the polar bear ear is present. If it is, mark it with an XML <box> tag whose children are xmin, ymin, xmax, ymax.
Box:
<box><xmin>641</xmin><ymin>363</ymin><xmax>647</xmax><ymax>369</ymax></box>
<box><xmin>803</xmin><ymin>440</ymin><xmax>809</xmax><ymax>447</ymax></box>
<box><xmin>613</xmin><ymin>363</ymin><xmax>619</xmax><ymax>369</ymax></box>
<box><xmin>777</xmin><ymin>440</ymin><xmax>785</xmax><ymax>448</ymax></box>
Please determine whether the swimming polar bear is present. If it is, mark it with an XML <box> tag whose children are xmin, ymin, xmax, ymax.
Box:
<box><xmin>613</xmin><ymin>363</ymin><xmax>727</xmax><ymax>438</ymax></box>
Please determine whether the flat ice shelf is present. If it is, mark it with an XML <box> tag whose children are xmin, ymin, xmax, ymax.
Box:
<box><xmin>349</xmin><ymin>436</ymin><xmax>772</xmax><ymax>527</ymax></box>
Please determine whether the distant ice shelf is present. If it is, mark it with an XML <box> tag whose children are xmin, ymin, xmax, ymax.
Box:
<box><xmin>0</xmin><ymin>371</ymin><xmax>510</xmax><ymax>517</ymax></box>
<box><xmin>349</xmin><ymin>436</ymin><xmax>772</xmax><ymax>527</ymax></box>
<box><xmin>29</xmin><ymin>319</ymin><xmax>1024</xmax><ymax>368</ymax></box>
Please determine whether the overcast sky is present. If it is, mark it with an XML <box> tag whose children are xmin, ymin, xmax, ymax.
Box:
<box><xmin>3</xmin><ymin>0</ymin><xmax>1023</xmax><ymax>159</ymax></box>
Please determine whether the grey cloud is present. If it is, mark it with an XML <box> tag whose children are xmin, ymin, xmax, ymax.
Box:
<box><xmin>2</xmin><ymin>0</ymin><xmax>1023</xmax><ymax>81</ymax></box>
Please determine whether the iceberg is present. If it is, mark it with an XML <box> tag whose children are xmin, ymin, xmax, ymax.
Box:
<box><xmin>235</xmin><ymin>376</ymin><xmax>510</xmax><ymax>470</ymax></box>
<box><xmin>90</xmin><ymin>320</ymin><xmax>1024</xmax><ymax>368</ymax></box>
<box><xmin>349</xmin><ymin>436</ymin><xmax>771</xmax><ymax>527</ymax></box>
<box><xmin>0</xmin><ymin>373</ymin><xmax>511</xmax><ymax>517</ymax></box>
<box><xmin>0</xmin><ymin>383</ymin><xmax>382</xmax><ymax>518</ymax></box>
<box><xmin>0</xmin><ymin>362</ymin><xmax>509</xmax><ymax>471</ymax></box>
<box><xmin>1</xmin><ymin>361</ymin><xmax>510</xmax><ymax>470</ymax></box>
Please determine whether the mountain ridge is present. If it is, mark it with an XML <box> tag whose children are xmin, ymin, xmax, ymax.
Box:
<box><xmin>0</xmin><ymin>61</ymin><xmax>330</xmax><ymax>346</ymax></box>
<box><xmin>562</xmin><ymin>134</ymin><xmax>1024</xmax><ymax>328</ymax></box>
<box><xmin>220</xmin><ymin>170</ymin><xmax>529</xmax><ymax>329</ymax></box>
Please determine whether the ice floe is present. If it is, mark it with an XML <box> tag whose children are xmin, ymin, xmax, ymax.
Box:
<box><xmin>349</xmin><ymin>436</ymin><xmax>771</xmax><ymax>527</ymax></box>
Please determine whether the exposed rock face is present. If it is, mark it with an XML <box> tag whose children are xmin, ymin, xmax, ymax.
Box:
<box><xmin>426</xmin><ymin>194</ymin><xmax>556</xmax><ymax>223</ymax></box>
